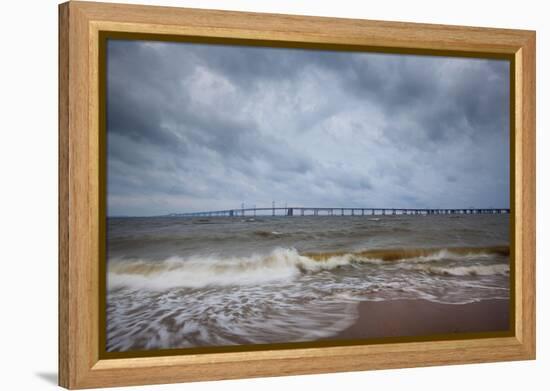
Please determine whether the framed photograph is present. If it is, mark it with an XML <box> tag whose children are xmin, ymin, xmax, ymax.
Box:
<box><xmin>59</xmin><ymin>1</ymin><xmax>536</xmax><ymax>389</ymax></box>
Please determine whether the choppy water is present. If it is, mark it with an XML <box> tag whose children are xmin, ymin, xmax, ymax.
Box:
<box><xmin>106</xmin><ymin>214</ymin><xmax>510</xmax><ymax>352</ymax></box>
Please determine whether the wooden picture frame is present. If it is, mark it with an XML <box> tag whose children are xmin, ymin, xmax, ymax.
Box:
<box><xmin>59</xmin><ymin>1</ymin><xmax>536</xmax><ymax>389</ymax></box>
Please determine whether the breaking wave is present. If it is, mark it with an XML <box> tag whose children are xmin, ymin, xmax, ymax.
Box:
<box><xmin>108</xmin><ymin>246</ymin><xmax>509</xmax><ymax>291</ymax></box>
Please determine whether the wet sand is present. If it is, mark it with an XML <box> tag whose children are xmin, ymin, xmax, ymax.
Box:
<box><xmin>326</xmin><ymin>299</ymin><xmax>510</xmax><ymax>341</ymax></box>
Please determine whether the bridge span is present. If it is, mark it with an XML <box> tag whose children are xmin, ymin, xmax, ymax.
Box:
<box><xmin>170</xmin><ymin>207</ymin><xmax>510</xmax><ymax>218</ymax></box>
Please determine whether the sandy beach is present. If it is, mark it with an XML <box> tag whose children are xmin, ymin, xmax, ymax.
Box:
<box><xmin>326</xmin><ymin>298</ymin><xmax>510</xmax><ymax>341</ymax></box>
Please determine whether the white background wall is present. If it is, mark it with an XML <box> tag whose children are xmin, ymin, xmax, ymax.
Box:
<box><xmin>0</xmin><ymin>0</ymin><xmax>546</xmax><ymax>389</ymax></box>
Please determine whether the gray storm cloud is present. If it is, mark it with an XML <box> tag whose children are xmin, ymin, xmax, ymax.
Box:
<box><xmin>106</xmin><ymin>40</ymin><xmax>510</xmax><ymax>216</ymax></box>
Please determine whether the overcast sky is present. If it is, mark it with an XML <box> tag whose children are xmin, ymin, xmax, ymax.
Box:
<box><xmin>106</xmin><ymin>40</ymin><xmax>510</xmax><ymax>217</ymax></box>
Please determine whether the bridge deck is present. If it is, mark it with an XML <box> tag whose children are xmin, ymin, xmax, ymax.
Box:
<box><xmin>170</xmin><ymin>207</ymin><xmax>510</xmax><ymax>217</ymax></box>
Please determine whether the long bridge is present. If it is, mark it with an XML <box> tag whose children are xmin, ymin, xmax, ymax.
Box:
<box><xmin>170</xmin><ymin>207</ymin><xmax>510</xmax><ymax>218</ymax></box>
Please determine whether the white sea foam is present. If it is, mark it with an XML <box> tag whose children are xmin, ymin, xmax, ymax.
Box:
<box><xmin>419</xmin><ymin>263</ymin><xmax>509</xmax><ymax>276</ymax></box>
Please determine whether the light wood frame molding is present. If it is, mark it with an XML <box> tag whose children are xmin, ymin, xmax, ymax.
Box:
<box><xmin>58</xmin><ymin>1</ymin><xmax>536</xmax><ymax>389</ymax></box>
